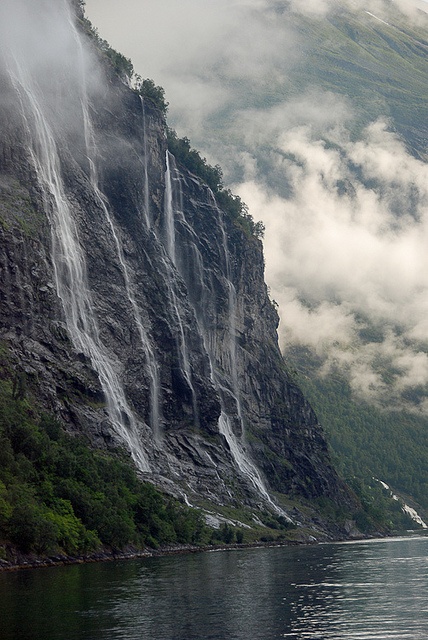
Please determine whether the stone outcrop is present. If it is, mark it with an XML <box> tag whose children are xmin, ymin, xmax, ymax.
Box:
<box><xmin>0</xmin><ymin>0</ymin><xmax>355</xmax><ymax>531</ymax></box>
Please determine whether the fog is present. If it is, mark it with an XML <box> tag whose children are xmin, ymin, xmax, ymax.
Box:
<box><xmin>31</xmin><ymin>0</ymin><xmax>426</xmax><ymax>410</ymax></box>
<box><xmin>0</xmin><ymin>0</ymin><xmax>104</xmax><ymax>152</ymax></box>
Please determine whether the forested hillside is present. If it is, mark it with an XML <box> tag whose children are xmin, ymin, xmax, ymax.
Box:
<box><xmin>288</xmin><ymin>345</ymin><xmax>428</xmax><ymax>515</ymax></box>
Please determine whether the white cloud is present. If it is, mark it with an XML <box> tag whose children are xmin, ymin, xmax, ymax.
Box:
<box><xmin>235</xmin><ymin>117</ymin><xmax>428</xmax><ymax>407</ymax></box>
<box><xmin>84</xmin><ymin>0</ymin><xmax>428</xmax><ymax>409</ymax></box>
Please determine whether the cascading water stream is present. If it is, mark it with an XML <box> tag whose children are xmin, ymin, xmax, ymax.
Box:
<box><xmin>140</xmin><ymin>96</ymin><xmax>151</xmax><ymax>229</ymax></box>
<box><xmin>209</xmin><ymin>193</ymin><xmax>290</xmax><ymax>515</ymax></box>
<box><xmin>163</xmin><ymin>159</ymin><xmax>285</xmax><ymax>511</ymax></box>
<box><xmin>217</xmin><ymin>206</ymin><xmax>244</xmax><ymax>428</ymax></box>
<box><xmin>86</xmin><ymin>166</ymin><xmax>162</xmax><ymax>441</ymax></box>
<box><xmin>69</xmin><ymin>12</ymin><xmax>162</xmax><ymax>441</ymax></box>
<box><xmin>163</xmin><ymin>151</ymin><xmax>199</xmax><ymax>425</ymax></box>
<box><xmin>164</xmin><ymin>151</ymin><xmax>177</xmax><ymax>265</ymax></box>
<box><xmin>6</xmin><ymin>40</ymin><xmax>151</xmax><ymax>470</ymax></box>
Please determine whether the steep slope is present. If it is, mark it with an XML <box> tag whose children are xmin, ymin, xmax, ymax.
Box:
<box><xmin>0</xmin><ymin>0</ymin><xmax>356</xmax><ymax>539</ymax></box>
<box><xmin>139</xmin><ymin>0</ymin><xmax>428</xmax><ymax>514</ymax></box>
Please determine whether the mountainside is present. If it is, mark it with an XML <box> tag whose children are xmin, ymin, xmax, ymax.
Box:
<box><xmin>0</xmin><ymin>0</ymin><xmax>361</xmax><ymax>548</ymax></box>
<box><xmin>123</xmin><ymin>0</ymin><xmax>428</xmax><ymax>516</ymax></box>
<box><xmin>279</xmin><ymin>2</ymin><xmax>428</xmax><ymax>515</ymax></box>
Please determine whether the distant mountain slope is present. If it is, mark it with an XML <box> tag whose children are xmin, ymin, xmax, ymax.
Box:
<box><xmin>175</xmin><ymin>2</ymin><xmax>428</xmax><ymax>186</ymax></box>
<box><xmin>288</xmin><ymin>345</ymin><xmax>428</xmax><ymax>514</ymax></box>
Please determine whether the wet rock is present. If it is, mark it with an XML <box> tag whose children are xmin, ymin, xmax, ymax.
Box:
<box><xmin>0</xmin><ymin>9</ymin><xmax>355</xmax><ymax>537</ymax></box>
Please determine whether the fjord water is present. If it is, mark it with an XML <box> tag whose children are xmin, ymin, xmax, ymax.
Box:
<box><xmin>1</xmin><ymin>535</ymin><xmax>427</xmax><ymax>640</ymax></box>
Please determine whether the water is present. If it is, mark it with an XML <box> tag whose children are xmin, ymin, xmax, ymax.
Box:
<box><xmin>72</xmin><ymin>12</ymin><xmax>161</xmax><ymax>444</ymax></box>
<box><xmin>3</xmin><ymin>1</ymin><xmax>152</xmax><ymax>472</ymax></box>
<box><xmin>83</xmin><ymin>109</ymin><xmax>162</xmax><ymax>442</ymax></box>
<box><xmin>140</xmin><ymin>97</ymin><xmax>151</xmax><ymax>228</ymax></box>
<box><xmin>1</xmin><ymin>535</ymin><xmax>427</xmax><ymax>639</ymax></box>
<box><xmin>164</xmin><ymin>151</ymin><xmax>179</xmax><ymax>265</ymax></box>
<box><xmin>162</xmin><ymin>161</ymin><xmax>277</xmax><ymax>509</ymax></box>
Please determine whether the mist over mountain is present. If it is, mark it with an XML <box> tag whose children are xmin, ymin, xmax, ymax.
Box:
<box><xmin>85</xmin><ymin>0</ymin><xmax>428</xmax><ymax>412</ymax></box>
<box><xmin>3</xmin><ymin>0</ymin><xmax>391</xmax><ymax>561</ymax></box>
<box><xmin>0</xmin><ymin>0</ymin><xmax>426</xmax><ymax>566</ymax></box>
<box><xmin>84</xmin><ymin>0</ymin><xmax>428</xmax><ymax>510</ymax></box>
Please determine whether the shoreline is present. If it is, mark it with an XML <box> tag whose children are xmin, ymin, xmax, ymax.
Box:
<box><xmin>0</xmin><ymin>535</ymin><xmax>366</xmax><ymax>573</ymax></box>
<box><xmin>3</xmin><ymin>529</ymin><xmax>423</xmax><ymax>572</ymax></box>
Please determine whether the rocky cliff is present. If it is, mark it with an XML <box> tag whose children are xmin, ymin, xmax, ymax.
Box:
<box><xmin>0</xmin><ymin>0</ymin><xmax>354</xmax><ymax>533</ymax></box>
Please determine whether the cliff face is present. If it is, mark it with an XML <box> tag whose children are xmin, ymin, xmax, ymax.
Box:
<box><xmin>0</xmin><ymin>1</ymin><xmax>353</xmax><ymax>528</ymax></box>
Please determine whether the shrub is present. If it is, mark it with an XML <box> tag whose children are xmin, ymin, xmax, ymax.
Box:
<box><xmin>0</xmin><ymin>359</ymin><xmax>211</xmax><ymax>555</ymax></box>
<box><xmin>135</xmin><ymin>78</ymin><xmax>169</xmax><ymax>115</ymax></box>
<box><xmin>167</xmin><ymin>129</ymin><xmax>264</xmax><ymax>239</ymax></box>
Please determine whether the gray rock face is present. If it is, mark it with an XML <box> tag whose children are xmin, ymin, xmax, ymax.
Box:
<box><xmin>0</xmin><ymin>2</ymin><xmax>354</xmax><ymax>525</ymax></box>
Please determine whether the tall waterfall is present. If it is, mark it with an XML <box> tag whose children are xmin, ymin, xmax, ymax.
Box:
<box><xmin>5</xmin><ymin>6</ymin><xmax>151</xmax><ymax>471</ymax></box>
<box><xmin>217</xmin><ymin>209</ymin><xmax>244</xmax><ymax>431</ymax></box>
<box><xmin>69</xmin><ymin>4</ymin><xmax>161</xmax><ymax>441</ymax></box>
<box><xmin>71</xmin><ymin>28</ymin><xmax>162</xmax><ymax>441</ymax></box>
<box><xmin>164</xmin><ymin>151</ymin><xmax>177</xmax><ymax>265</ymax></box>
<box><xmin>140</xmin><ymin>97</ymin><xmax>151</xmax><ymax>229</ymax></box>
<box><xmin>163</xmin><ymin>152</ymin><xmax>199</xmax><ymax>424</ymax></box>
<box><xmin>163</xmin><ymin>154</ymin><xmax>282</xmax><ymax>508</ymax></box>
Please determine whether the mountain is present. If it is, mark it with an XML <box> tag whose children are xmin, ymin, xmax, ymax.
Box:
<box><xmin>0</xmin><ymin>0</ymin><xmax>371</xmax><ymax>559</ymax></box>
<box><xmin>278</xmin><ymin>2</ymin><xmax>428</xmax><ymax>516</ymax></box>
<box><xmin>131</xmin><ymin>0</ymin><xmax>428</xmax><ymax>518</ymax></box>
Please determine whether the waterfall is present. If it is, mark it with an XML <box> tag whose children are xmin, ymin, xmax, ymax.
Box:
<box><xmin>6</xmin><ymin>22</ymin><xmax>151</xmax><ymax>471</ymax></box>
<box><xmin>169</xmin><ymin>283</ymin><xmax>200</xmax><ymax>427</ymax></box>
<box><xmin>217</xmin><ymin>209</ymin><xmax>244</xmax><ymax>430</ymax></box>
<box><xmin>376</xmin><ymin>479</ymin><xmax>427</xmax><ymax>528</ymax></box>
<box><xmin>210</xmin><ymin>195</ymin><xmax>289</xmax><ymax>514</ymax></box>
<box><xmin>218</xmin><ymin>412</ymin><xmax>277</xmax><ymax>506</ymax></box>
<box><xmin>162</xmin><ymin>151</ymin><xmax>199</xmax><ymax>425</ymax></box>
<box><xmin>140</xmin><ymin>97</ymin><xmax>151</xmax><ymax>229</ymax></box>
<box><xmin>164</xmin><ymin>151</ymin><xmax>177</xmax><ymax>265</ymax></box>
<box><xmin>85</xmin><ymin>171</ymin><xmax>162</xmax><ymax>441</ymax></box>
<box><xmin>68</xmin><ymin>11</ymin><xmax>162</xmax><ymax>441</ymax></box>
<box><xmin>163</xmin><ymin>158</ymin><xmax>285</xmax><ymax>510</ymax></box>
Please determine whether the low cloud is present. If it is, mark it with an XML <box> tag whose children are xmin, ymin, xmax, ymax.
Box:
<box><xmin>236</xmin><ymin>117</ymin><xmax>428</xmax><ymax>408</ymax></box>
<box><xmin>84</xmin><ymin>0</ymin><xmax>428</xmax><ymax>409</ymax></box>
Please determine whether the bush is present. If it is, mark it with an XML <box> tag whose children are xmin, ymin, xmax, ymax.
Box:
<box><xmin>0</xmin><ymin>359</ymin><xmax>211</xmax><ymax>555</ymax></box>
<box><xmin>167</xmin><ymin>129</ymin><xmax>264</xmax><ymax>239</ymax></box>
<box><xmin>236</xmin><ymin>529</ymin><xmax>244</xmax><ymax>544</ymax></box>
<box><xmin>135</xmin><ymin>78</ymin><xmax>169</xmax><ymax>115</ymax></box>
<box><xmin>8</xmin><ymin>503</ymin><xmax>57</xmax><ymax>554</ymax></box>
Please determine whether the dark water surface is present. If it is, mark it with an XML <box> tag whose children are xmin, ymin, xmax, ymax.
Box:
<box><xmin>1</xmin><ymin>535</ymin><xmax>427</xmax><ymax>639</ymax></box>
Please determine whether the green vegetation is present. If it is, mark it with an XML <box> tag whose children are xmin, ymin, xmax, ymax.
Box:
<box><xmin>135</xmin><ymin>77</ymin><xmax>169</xmax><ymax>115</ymax></box>
<box><xmin>0</xmin><ymin>348</ymin><xmax>212</xmax><ymax>556</ymax></box>
<box><xmin>167</xmin><ymin>128</ymin><xmax>265</xmax><ymax>238</ymax></box>
<box><xmin>348</xmin><ymin>477</ymin><xmax>420</xmax><ymax>534</ymax></box>
<box><xmin>0</xmin><ymin>346</ymin><xmax>296</xmax><ymax>559</ymax></box>
<box><xmin>287</xmin><ymin>346</ymin><xmax>428</xmax><ymax>518</ymax></box>
<box><xmin>81</xmin><ymin>17</ymin><xmax>134</xmax><ymax>79</ymax></box>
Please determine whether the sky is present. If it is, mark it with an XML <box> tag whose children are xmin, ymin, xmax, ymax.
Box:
<box><xmin>84</xmin><ymin>0</ymin><xmax>428</xmax><ymax>411</ymax></box>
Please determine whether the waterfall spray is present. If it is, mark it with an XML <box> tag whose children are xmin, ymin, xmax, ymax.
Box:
<box><xmin>68</xmin><ymin>10</ymin><xmax>162</xmax><ymax>441</ymax></box>
<box><xmin>5</xmin><ymin>13</ymin><xmax>151</xmax><ymax>470</ymax></box>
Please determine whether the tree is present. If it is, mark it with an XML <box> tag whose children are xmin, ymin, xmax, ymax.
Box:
<box><xmin>135</xmin><ymin>78</ymin><xmax>169</xmax><ymax>115</ymax></box>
